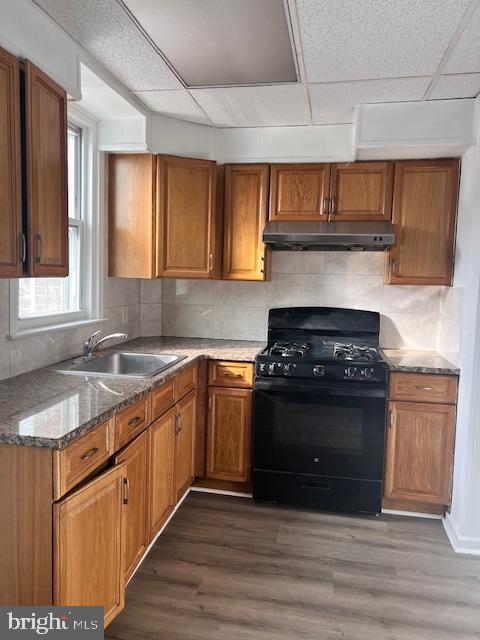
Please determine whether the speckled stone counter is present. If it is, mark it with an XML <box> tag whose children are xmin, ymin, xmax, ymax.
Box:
<box><xmin>381</xmin><ymin>349</ymin><xmax>460</xmax><ymax>376</ymax></box>
<box><xmin>0</xmin><ymin>337</ymin><xmax>264</xmax><ymax>449</ymax></box>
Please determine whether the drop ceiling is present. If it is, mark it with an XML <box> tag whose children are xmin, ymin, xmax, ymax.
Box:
<box><xmin>33</xmin><ymin>0</ymin><xmax>480</xmax><ymax>128</ymax></box>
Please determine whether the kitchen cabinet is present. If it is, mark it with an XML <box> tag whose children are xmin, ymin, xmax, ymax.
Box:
<box><xmin>0</xmin><ymin>46</ymin><xmax>22</xmax><ymax>278</ymax></box>
<box><xmin>174</xmin><ymin>390</ymin><xmax>196</xmax><ymax>501</ymax></box>
<box><xmin>386</xmin><ymin>159</ymin><xmax>459</xmax><ymax>285</ymax></box>
<box><xmin>329</xmin><ymin>161</ymin><xmax>393</xmax><ymax>221</ymax></box>
<box><xmin>223</xmin><ymin>164</ymin><xmax>270</xmax><ymax>281</ymax></box>
<box><xmin>207</xmin><ymin>387</ymin><xmax>252</xmax><ymax>482</ymax></box>
<box><xmin>54</xmin><ymin>465</ymin><xmax>126</xmax><ymax>627</ymax></box>
<box><xmin>25</xmin><ymin>60</ymin><xmax>68</xmax><ymax>277</ymax></box>
<box><xmin>115</xmin><ymin>431</ymin><xmax>150</xmax><ymax>582</ymax></box>
<box><xmin>149</xmin><ymin>408</ymin><xmax>175</xmax><ymax>536</ymax></box>
<box><xmin>269</xmin><ymin>163</ymin><xmax>330</xmax><ymax>220</ymax></box>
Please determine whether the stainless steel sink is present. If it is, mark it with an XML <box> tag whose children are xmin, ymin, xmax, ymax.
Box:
<box><xmin>56</xmin><ymin>352</ymin><xmax>186</xmax><ymax>379</ymax></box>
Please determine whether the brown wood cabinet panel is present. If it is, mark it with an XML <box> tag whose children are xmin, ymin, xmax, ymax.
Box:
<box><xmin>207</xmin><ymin>387</ymin><xmax>252</xmax><ymax>483</ymax></box>
<box><xmin>174</xmin><ymin>390</ymin><xmax>196</xmax><ymax>501</ymax></box>
<box><xmin>25</xmin><ymin>60</ymin><xmax>68</xmax><ymax>277</ymax></box>
<box><xmin>223</xmin><ymin>164</ymin><xmax>270</xmax><ymax>281</ymax></box>
<box><xmin>269</xmin><ymin>163</ymin><xmax>330</xmax><ymax>220</ymax></box>
<box><xmin>385</xmin><ymin>401</ymin><xmax>456</xmax><ymax>505</ymax></box>
<box><xmin>109</xmin><ymin>154</ymin><xmax>156</xmax><ymax>278</ymax></box>
<box><xmin>208</xmin><ymin>360</ymin><xmax>254</xmax><ymax>388</ymax></box>
<box><xmin>149</xmin><ymin>408</ymin><xmax>175</xmax><ymax>536</ymax></box>
<box><xmin>0</xmin><ymin>46</ymin><xmax>22</xmax><ymax>277</ymax></box>
<box><xmin>114</xmin><ymin>394</ymin><xmax>151</xmax><ymax>450</ymax></box>
<box><xmin>175</xmin><ymin>363</ymin><xmax>197</xmax><ymax>402</ymax></box>
<box><xmin>151</xmin><ymin>379</ymin><xmax>175</xmax><ymax>421</ymax></box>
<box><xmin>330</xmin><ymin>162</ymin><xmax>393</xmax><ymax>220</ymax></box>
<box><xmin>389</xmin><ymin>372</ymin><xmax>458</xmax><ymax>405</ymax></box>
<box><xmin>54</xmin><ymin>464</ymin><xmax>126</xmax><ymax>627</ymax></box>
<box><xmin>115</xmin><ymin>431</ymin><xmax>150</xmax><ymax>582</ymax></box>
<box><xmin>386</xmin><ymin>159</ymin><xmax>459</xmax><ymax>285</ymax></box>
<box><xmin>156</xmin><ymin>155</ymin><xmax>218</xmax><ymax>278</ymax></box>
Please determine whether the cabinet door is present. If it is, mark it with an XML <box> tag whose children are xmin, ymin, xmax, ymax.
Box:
<box><xmin>223</xmin><ymin>164</ymin><xmax>270</xmax><ymax>281</ymax></box>
<box><xmin>149</xmin><ymin>408</ymin><xmax>175</xmax><ymax>536</ymax></box>
<box><xmin>109</xmin><ymin>154</ymin><xmax>156</xmax><ymax>278</ymax></box>
<box><xmin>269</xmin><ymin>163</ymin><xmax>330</xmax><ymax>220</ymax></box>
<box><xmin>0</xmin><ymin>47</ymin><xmax>22</xmax><ymax>277</ymax></box>
<box><xmin>386</xmin><ymin>159</ymin><xmax>459</xmax><ymax>285</ymax></box>
<box><xmin>330</xmin><ymin>162</ymin><xmax>393</xmax><ymax>221</ymax></box>
<box><xmin>384</xmin><ymin>401</ymin><xmax>456</xmax><ymax>505</ymax></box>
<box><xmin>174</xmin><ymin>390</ymin><xmax>196</xmax><ymax>501</ymax></box>
<box><xmin>54</xmin><ymin>465</ymin><xmax>126</xmax><ymax>627</ymax></box>
<box><xmin>157</xmin><ymin>155</ymin><xmax>217</xmax><ymax>278</ymax></box>
<box><xmin>115</xmin><ymin>431</ymin><xmax>149</xmax><ymax>582</ymax></box>
<box><xmin>25</xmin><ymin>61</ymin><xmax>68</xmax><ymax>277</ymax></box>
<box><xmin>207</xmin><ymin>387</ymin><xmax>252</xmax><ymax>483</ymax></box>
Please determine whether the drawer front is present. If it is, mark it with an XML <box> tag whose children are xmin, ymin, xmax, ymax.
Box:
<box><xmin>115</xmin><ymin>395</ymin><xmax>151</xmax><ymax>450</ymax></box>
<box><xmin>151</xmin><ymin>379</ymin><xmax>175</xmax><ymax>421</ymax></box>
<box><xmin>54</xmin><ymin>419</ymin><xmax>114</xmax><ymax>499</ymax></box>
<box><xmin>208</xmin><ymin>361</ymin><xmax>254</xmax><ymax>388</ymax></box>
<box><xmin>175</xmin><ymin>363</ymin><xmax>197</xmax><ymax>401</ymax></box>
<box><xmin>389</xmin><ymin>373</ymin><xmax>458</xmax><ymax>404</ymax></box>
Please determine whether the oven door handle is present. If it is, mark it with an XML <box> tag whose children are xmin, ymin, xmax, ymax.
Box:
<box><xmin>254</xmin><ymin>378</ymin><xmax>387</xmax><ymax>398</ymax></box>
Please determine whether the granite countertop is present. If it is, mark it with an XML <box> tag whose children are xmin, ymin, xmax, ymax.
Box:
<box><xmin>381</xmin><ymin>349</ymin><xmax>460</xmax><ymax>375</ymax></box>
<box><xmin>0</xmin><ymin>337</ymin><xmax>265</xmax><ymax>449</ymax></box>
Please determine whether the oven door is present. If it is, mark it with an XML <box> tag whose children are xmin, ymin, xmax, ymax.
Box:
<box><xmin>254</xmin><ymin>378</ymin><xmax>387</xmax><ymax>480</ymax></box>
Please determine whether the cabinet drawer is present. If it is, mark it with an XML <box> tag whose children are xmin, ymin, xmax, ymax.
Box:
<box><xmin>54</xmin><ymin>419</ymin><xmax>114</xmax><ymax>499</ymax></box>
<box><xmin>389</xmin><ymin>373</ymin><xmax>458</xmax><ymax>404</ymax></box>
<box><xmin>175</xmin><ymin>363</ymin><xmax>197</xmax><ymax>401</ymax></box>
<box><xmin>115</xmin><ymin>395</ymin><xmax>151</xmax><ymax>450</ymax></box>
<box><xmin>208</xmin><ymin>361</ymin><xmax>253</xmax><ymax>388</ymax></box>
<box><xmin>151</xmin><ymin>379</ymin><xmax>175</xmax><ymax>421</ymax></box>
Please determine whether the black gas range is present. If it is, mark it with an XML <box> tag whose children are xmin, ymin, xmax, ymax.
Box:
<box><xmin>253</xmin><ymin>307</ymin><xmax>388</xmax><ymax>514</ymax></box>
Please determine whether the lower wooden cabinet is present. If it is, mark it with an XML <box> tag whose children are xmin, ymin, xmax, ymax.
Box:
<box><xmin>206</xmin><ymin>387</ymin><xmax>252</xmax><ymax>483</ymax></box>
<box><xmin>53</xmin><ymin>464</ymin><xmax>126</xmax><ymax>626</ymax></box>
<box><xmin>149</xmin><ymin>408</ymin><xmax>175</xmax><ymax>536</ymax></box>
<box><xmin>115</xmin><ymin>430</ymin><xmax>150</xmax><ymax>582</ymax></box>
<box><xmin>384</xmin><ymin>400</ymin><xmax>456</xmax><ymax>505</ymax></box>
<box><xmin>174</xmin><ymin>390</ymin><xmax>196</xmax><ymax>501</ymax></box>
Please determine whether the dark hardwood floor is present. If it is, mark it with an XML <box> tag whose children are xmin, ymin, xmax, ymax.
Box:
<box><xmin>106</xmin><ymin>492</ymin><xmax>480</xmax><ymax>640</ymax></box>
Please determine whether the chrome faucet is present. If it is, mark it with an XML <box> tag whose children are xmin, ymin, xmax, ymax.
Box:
<box><xmin>83</xmin><ymin>330</ymin><xmax>128</xmax><ymax>360</ymax></box>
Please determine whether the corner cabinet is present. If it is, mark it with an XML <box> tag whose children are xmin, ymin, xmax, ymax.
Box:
<box><xmin>223</xmin><ymin>164</ymin><xmax>270</xmax><ymax>281</ymax></box>
<box><xmin>386</xmin><ymin>159</ymin><xmax>459</xmax><ymax>285</ymax></box>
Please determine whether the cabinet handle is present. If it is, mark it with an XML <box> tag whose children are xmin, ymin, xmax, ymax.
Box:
<box><xmin>322</xmin><ymin>196</ymin><xmax>329</xmax><ymax>215</ymax></box>
<box><xmin>222</xmin><ymin>372</ymin><xmax>243</xmax><ymax>378</ymax></box>
<box><xmin>209</xmin><ymin>254</ymin><xmax>213</xmax><ymax>271</ymax></box>
<box><xmin>208</xmin><ymin>395</ymin><xmax>212</xmax><ymax>412</ymax></box>
<box><xmin>18</xmin><ymin>233</ymin><xmax>26</xmax><ymax>264</ymax></box>
<box><xmin>260</xmin><ymin>255</ymin><xmax>265</xmax><ymax>274</ymax></box>
<box><xmin>415</xmin><ymin>385</ymin><xmax>434</xmax><ymax>391</ymax></box>
<box><xmin>128</xmin><ymin>416</ymin><xmax>143</xmax><ymax>427</ymax></box>
<box><xmin>80</xmin><ymin>446</ymin><xmax>99</xmax><ymax>461</ymax></box>
<box><xmin>123</xmin><ymin>477</ymin><xmax>129</xmax><ymax>505</ymax></box>
<box><xmin>175</xmin><ymin>413</ymin><xmax>182</xmax><ymax>435</ymax></box>
<box><xmin>389</xmin><ymin>409</ymin><xmax>396</xmax><ymax>430</ymax></box>
<box><xmin>330</xmin><ymin>196</ymin><xmax>336</xmax><ymax>215</ymax></box>
<box><xmin>34</xmin><ymin>234</ymin><xmax>42</xmax><ymax>263</ymax></box>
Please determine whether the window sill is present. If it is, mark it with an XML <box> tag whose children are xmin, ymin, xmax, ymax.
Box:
<box><xmin>8</xmin><ymin>317</ymin><xmax>108</xmax><ymax>341</ymax></box>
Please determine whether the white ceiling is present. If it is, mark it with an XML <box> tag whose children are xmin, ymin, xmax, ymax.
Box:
<box><xmin>33</xmin><ymin>0</ymin><xmax>480</xmax><ymax>128</ymax></box>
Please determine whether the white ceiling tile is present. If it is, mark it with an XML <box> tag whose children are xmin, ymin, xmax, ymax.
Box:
<box><xmin>443</xmin><ymin>7</ymin><xmax>480</xmax><ymax>74</ymax></box>
<box><xmin>428</xmin><ymin>74</ymin><xmax>480</xmax><ymax>100</ymax></box>
<box><xmin>308</xmin><ymin>77</ymin><xmax>430</xmax><ymax>124</ymax></box>
<box><xmin>190</xmin><ymin>85</ymin><xmax>310</xmax><ymax>127</ymax></box>
<box><xmin>297</xmin><ymin>0</ymin><xmax>471</xmax><ymax>82</ymax></box>
<box><xmin>33</xmin><ymin>0</ymin><xmax>182</xmax><ymax>91</ymax></box>
<box><xmin>132</xmin><ymin>90</ymin><xmax>211</xmax><ymax>125</ymax></box>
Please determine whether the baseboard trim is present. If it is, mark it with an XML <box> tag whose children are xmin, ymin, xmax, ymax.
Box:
<box><xmin>443</xmin><ymin>512</ymin><xmax>480</xmax><ymax>555</ymax></box>
<box><xmin>382</xmin><ymin>508</ymin><xmax>442</xmax><ymax>520</ymax></box>
<box><xmin>190</xmin><ymin>486</ymin><xmax>253</xmax><ymax>498</ymax></box>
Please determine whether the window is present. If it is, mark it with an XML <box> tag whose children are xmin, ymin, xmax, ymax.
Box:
<box><xmin>10</xmin><ymin>109</ymin><xmax>101</xmax><ymax>336</ymax></box>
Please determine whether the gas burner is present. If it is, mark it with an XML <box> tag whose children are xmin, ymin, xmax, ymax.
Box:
<box><xmin>333</xmin><ymin>342</ymin><xmax>378</xmax><ymax>362</ymax></box>
<box><xmin>269</xmin><ymin>341</ymin><xmax>311</xmax><ymax>358</ymax></box>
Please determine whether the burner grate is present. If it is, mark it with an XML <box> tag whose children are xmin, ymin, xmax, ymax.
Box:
<box><xmin>333</xmin><ymin>342</ymin><xmax>378</xmax><ymax>362</ymax></box>
<box><xmin>269</xmin><ymin>341</ymin><xmax>311</xmax><ymax>358</ymax></box>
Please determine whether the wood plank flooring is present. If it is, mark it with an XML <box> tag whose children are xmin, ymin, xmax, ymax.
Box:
<box><xmin>106</xmin><ymin>492</ymin><xmax>480</xmax><ymax>640</ymax></box>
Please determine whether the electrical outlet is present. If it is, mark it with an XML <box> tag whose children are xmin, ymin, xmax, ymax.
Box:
<box><xmin>121</xmin><ymin>307</ymin><xmax>128</xmax><ymax>324</ymax></box>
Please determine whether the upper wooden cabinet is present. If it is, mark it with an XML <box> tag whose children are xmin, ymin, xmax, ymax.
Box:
<box><xmin>269</xmin><ymin>163</ymin><xmax>330</xmax><ymax>220</ymax></box>
<box><xmin>109</xmin><ymin>154</ymin><xmax>156</xmax><ymax>279</ymax></box>
<box><xmin>0</xmin><ymin>47</ymin><xmax>22</xmax><ymax>278</ymax></box>
<box><xmin>25</xmin><ymin>60</ymin><xmax>68</xmax><ymax>277</ymax></box>
<box><xmin>223</xmin><ymin>164</ymin><xmax>270</xmax><ymax>281</ymax></box>
<box><xmin>386</xmin><ymin>159</ymin><xmax>459</xmax><ymax>285</ymax></box>
<box><xmin>329</xmin><ymin>162</ymin><xmax>393</xmax><ymax>221</ymax></box>
<box><xmin>157</xmin><ymin>155</ymin><xmax>219</xmax><ymax>279</ymax></box>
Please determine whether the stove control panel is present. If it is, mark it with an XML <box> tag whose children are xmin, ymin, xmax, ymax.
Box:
<box><xmin>259</xmin><ymin>361</ymin><xmax>297</xmax><ymax>376</ymax></box>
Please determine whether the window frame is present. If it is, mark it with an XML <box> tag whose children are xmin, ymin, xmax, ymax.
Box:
<box><xmin>9</xmin><ymin>106</ymin><xmax>103</xmax><ymax>338</ymax></box>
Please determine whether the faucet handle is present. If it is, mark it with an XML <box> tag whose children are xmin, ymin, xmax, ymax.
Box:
<box><xmin>87</xmin><ymin>329</ymin><xmax>102</xmax><ymax>347</ymax></box>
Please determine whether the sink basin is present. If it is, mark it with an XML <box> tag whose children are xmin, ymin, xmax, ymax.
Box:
<box><xmin>56</xmin><ymin>352</ymin><xmax>186</xmax><ymax>379</ymax></box>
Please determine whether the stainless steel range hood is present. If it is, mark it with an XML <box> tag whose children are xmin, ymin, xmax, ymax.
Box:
<box><xmin>263</xmin><ymin>220</ymin><xmax>394</xmax><ymax>251</ymax></box>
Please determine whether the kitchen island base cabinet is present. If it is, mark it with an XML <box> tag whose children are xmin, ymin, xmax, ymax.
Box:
<box><xmin>53</xmin><ymin>465</ymin><xmax>126</xmax><ymax>627</ymax></box>
<box><xmin>149</xmin><ymin>408</ymin><xmax>175</xmax><ymax>537</ymax></box>
<box><xmin>174</xmin><ymin>390</ymin><xmax>196</xmax><ymax>502</ymax></box>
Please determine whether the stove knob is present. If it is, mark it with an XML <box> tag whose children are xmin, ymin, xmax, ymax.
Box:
<box><xmin>268</xmin><ymin>363</ymin><xmax>277</xmax><ymax>375</ymax></box>
<box><xmin>344</xmin><ymin>366</ymin><xmax>357</xmax><ymax>379</ymax></box>
<box><xmin>313</xmin><ymin>364</ymin><xmax>325</xmax><ymax>377</ymax></box>
<box><xmin>360</xmin><ymin>367</ymin><xmax>374</xmax><ymax>379</ymax></box>
<box><xmin>259</xmin><ymin>363</ymin><xmax>266</xmax><ymax>373</ymax></box>
<box><xmin>284</xmin><ymin>363</ymin><xmax>296</xmax><ymax>375</ymax></box>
